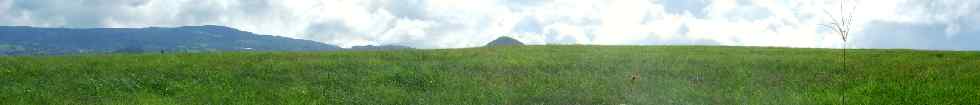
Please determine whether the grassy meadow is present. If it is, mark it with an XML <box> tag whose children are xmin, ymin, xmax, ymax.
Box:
<box><xmin>1</xmin><ymin>45</ymin><xmax>978</xmax><ymax>104</ymax></box>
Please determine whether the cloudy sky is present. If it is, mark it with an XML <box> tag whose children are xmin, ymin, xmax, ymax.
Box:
<box><xmin>1</xmin><ymin>0</ymin><xmax>978</xmax><ymax>50</ymax></box>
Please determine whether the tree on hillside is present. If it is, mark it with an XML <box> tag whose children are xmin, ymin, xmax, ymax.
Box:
<box><xmin>821</xmin><ymin>0</ymin><xmax>857</xmax><ymax>104</ymax></box>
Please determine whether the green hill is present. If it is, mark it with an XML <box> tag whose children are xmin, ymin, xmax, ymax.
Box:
<box><xmin>1</xmin><ymin>45</ymin><xmax>977</xmax><ymax>104</ymax></box>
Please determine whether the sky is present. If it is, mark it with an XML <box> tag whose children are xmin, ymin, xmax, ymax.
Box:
<box><xmin>1</xmin><ymin>0</ymin><xmax>978</xmax><ymax>50</ymax></box>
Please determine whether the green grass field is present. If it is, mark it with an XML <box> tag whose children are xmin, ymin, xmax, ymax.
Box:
<box><xmin>1</xmin><ymin>45</ymin><xmax>978</xmax><ymax>104</ymax></box>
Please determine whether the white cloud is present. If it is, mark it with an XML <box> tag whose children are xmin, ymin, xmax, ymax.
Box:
<box><xmin>1</xmin><ymin>0</ymin><xmax>979</xmax><ymax>50</ymax></box>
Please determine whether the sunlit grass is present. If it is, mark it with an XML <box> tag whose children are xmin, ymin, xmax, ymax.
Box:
<box><xmin>1</xmin><ymin>45</ymin><xmax>977</xmax><ymax>104</ymax></box>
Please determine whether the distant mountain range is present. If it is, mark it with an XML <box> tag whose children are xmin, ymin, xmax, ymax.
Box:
<box><xmin>0</xmin><ymin>25</ymin><xmax>411</xmax><ymax>55</ymax></box>
<box><xmin>350</xmin><ymin>45</ymin><xmax>415</xmax><ymax>51</ymax></box>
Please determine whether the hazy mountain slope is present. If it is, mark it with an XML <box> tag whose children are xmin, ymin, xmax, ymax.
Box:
<box><xmin>485</xmin><ymin>36</ymin><xmax>524</xmax><ymax>47</ymax></box>
<box><xmin>0</xmin><ymin>25</ymin><xmax>342</xmax><ymax>55</ymax></box>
